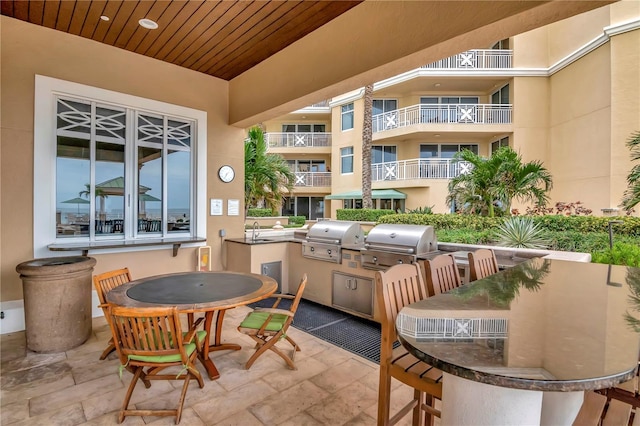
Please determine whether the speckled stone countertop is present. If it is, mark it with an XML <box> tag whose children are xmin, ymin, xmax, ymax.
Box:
<box><xmin>397</xmin><ymin>258</ymin><xmax>640</xmax><ymax>391</ymax></box>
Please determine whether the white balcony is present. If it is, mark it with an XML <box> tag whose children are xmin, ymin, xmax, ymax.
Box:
<box><xmin>421</xmin><ymin>49</ymin><xmax>513</xmax><ymax>69</ymax></box>
<box><xmin>373</xmin><ymin>103</ymin><xmax>512</xmax><ymax>133</ymax></box>
<box><xmin>371</xmin><ymin>158</ymin><xmax>472</xmax><ymax>181</ymax></box>
<box><xmin>293</xmin><ymin>171</ymin><xmax>332</xmax><ymax>187</ymax></box>
<box><xmin>266</xmin><ymin>132</ymin><xmax>332</xmax><ymax>148</ymax></box>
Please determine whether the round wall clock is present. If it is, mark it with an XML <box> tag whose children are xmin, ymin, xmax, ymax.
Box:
<box><xmin>218</xmin><ymin>165</ymin><xmax>235</xmax><ymax>183</ymax></box>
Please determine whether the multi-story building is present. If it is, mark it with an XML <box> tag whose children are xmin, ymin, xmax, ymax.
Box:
<box><xmin>263</xmin><ymin>2</ymin><xmax>640</xmax><ymax>220</ymax></box>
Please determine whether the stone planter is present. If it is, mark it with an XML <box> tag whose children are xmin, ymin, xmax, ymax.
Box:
<box><xmin>16</xmin><ymin>256</ymin><xmax>97</xmax><ymax>353</ymax></box>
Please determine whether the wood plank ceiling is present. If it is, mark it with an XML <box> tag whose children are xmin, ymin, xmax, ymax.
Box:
<box><xmin>0</xmin><ymin>0</ymin><xmax>362</xmax><ymax>81</ymax></box>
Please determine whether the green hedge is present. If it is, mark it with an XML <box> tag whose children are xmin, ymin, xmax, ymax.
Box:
<box><xmin>377</xmin><ymin>213</ymin><xmax>640</xmax><ymax>236</ymax></box>
<box><xmin>288</xmin><ymin>216</ymin><xmax>306</xmax><ymax>226</ymax></box>
<box><xmin>337</xmin><ymin>209</ymin><xmax>396</xmax><ymax>222</ymax></box>
<box><xmin>247</xmin><ymin>208</ymin><xmax>276</xmax><ymax>217</ymax></box>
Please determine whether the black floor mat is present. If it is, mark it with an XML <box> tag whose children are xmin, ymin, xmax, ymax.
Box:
<box><xmin>249</xmin><ymin>297</ymin><xmax>395</xmax><ymax>363</ymax></box>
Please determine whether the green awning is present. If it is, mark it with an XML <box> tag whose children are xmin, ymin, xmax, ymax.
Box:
<box><xmin>325</xmin><ymin>189</ymin><xmax>406</xmax><ymax>200</ymax></box>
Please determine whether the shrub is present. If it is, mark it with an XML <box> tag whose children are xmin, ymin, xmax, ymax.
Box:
<box><xmin>247</xmin><ymin>208</ymin><xmax>275</xmax><ymax>217</ymax></box>
<box><xmin>437</xmin><ymin>228</ymin><xmax>495</xmax><ymax>245</ymax></box>
<box><xmin>288</xmin><ymin>216</ymin><xmax>306</xmax><ymax>226</ymax></box>
<box><xmin>591</xmin><ymin>242</ymin><xmax>640</xmax><ymax>267</ymax></box>
<box><xmin>406</xmin><ymin>206</ymin><xmax>434</xmax><ymax>214</ymax></box>
<box><xmin>494</xmin><ymin>217</ymin><xmax>549</xmax><ymax>249</ymax></box>
<box><xmin>336</xmin><ymin>209</ymin><xmax>396</xmax><ymax>222</ymax></box>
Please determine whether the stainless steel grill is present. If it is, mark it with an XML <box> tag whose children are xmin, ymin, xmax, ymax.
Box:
<box><xmin>302</xmin><ymin>221</ymin><xmax>364</xmax><ymax>263</ymax></box>
<box><xmin>361</xmin><ymin>224</ymin><xmax>438</xmax><ymax>270</ymax></box>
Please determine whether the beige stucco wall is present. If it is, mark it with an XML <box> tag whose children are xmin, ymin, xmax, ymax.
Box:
<box><xmin>1</xmin><ymin>17</ymin><xmax>245</xmax><ymax>302</ymax></box>
<box><xmin>547</xmin><ymin>44</ymin><xmax>613</xmax><ymax>211</ymax></box>
<box><xmin>609</xmin><ymin>29</ymin><xmax>640</xmax><ymax>210</ymax></box>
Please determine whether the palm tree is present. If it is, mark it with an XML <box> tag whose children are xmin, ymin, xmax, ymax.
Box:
<box><xmin>362</xmin><ymin>84</ymin><xmax>374</xmax><ymax>209</ymax></box>
<box><xmin>446</xmin><ymin>147</ymin><xmax>552</xmax><ymax>217</ymax></box>
<box><xmin>244</xmin><ymin>126</ymin><xmax>294</xmax><ymax>217</ymax></box>
<box><xmin>621</xmin><ymin>131</ymin><xmax>640</xmax><ymax>212</ymax></box>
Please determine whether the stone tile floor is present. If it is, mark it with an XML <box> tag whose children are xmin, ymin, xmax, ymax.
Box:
<box><xmin>1</xmin><ymin>306</ymin><xmax>423</xmax><ymax>425</ymax></box>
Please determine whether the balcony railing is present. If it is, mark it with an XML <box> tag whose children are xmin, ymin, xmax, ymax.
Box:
<box><xmin>421</xmin><ymin>49</ymin><xmax>513</xmax><ymax>69</ymax></box>
<box><xmin>371</xmin><ymin>158</ymin><xmax>472</xmax><ymax>181</ymax></box>
<box><xmin>266</xmin><ymin>132</ymin><xmax>332</xmax><ymax>148</ymax></box>
<box><xmin>373</xmin><ymin>104</ymin><xmax>512</xmax><ymax>132</ymax></box>
<box><xmin>293</xmin><ymin>172</ymin><xmax>331</xmax><ymax>187</ymax></box>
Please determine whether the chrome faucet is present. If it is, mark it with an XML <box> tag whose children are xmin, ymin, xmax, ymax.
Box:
<box><xmin>251</xmin><ymin>221</ymin><xmax>260</xmax><ymax>241</ymax></box>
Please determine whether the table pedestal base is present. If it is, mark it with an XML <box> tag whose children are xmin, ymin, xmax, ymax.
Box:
<box><xmin>193</xmin><ymin>309</ymin><xmax>242</xmax><ymax>380</ymax></box>
<box><xmin>441</xmin><ymin>373</ymin><xmax>584</xmax><ymax>425</ymax></box>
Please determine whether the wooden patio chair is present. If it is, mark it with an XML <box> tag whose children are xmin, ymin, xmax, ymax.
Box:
<box><xmin>422</xmin><ymin>253</ymin><xmax>463</xmax><ymax>296</ymax></box>
<box><xmin>237</xmin><ymin>274</ymin><xmax>307</xmax><ymax>370</ymax></box>
<box><xmin>375</xmin><ymin>263</ymin><xmax>442</xmax><ymax>426</ymax></box>
<box><xmin>93</xmin><ymin>268</ymin><xmax>132</xmax><ymax>360</ymax></box>
<box><xmin>107</xmin><ymin>305</ymin><xmax>205</xmax><ymax>424</ymax></box>
<box><xmin>468</xmin><ymin>248</ymin><xmax>499</xmax><ymax>281</ymax></box>
<box><xmin>572</xmin><ymin>391</ymin><xmax>635</xmax><ymax>426</ymax></box>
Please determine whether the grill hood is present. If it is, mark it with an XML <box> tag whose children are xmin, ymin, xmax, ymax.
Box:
<box><xmin>364</xmin><ymin>224</ymin><xmax>437</xmax><ymax>255</ymax></box>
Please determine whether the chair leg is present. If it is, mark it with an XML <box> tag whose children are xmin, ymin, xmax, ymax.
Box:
<box><xmin>99</xmin><ymin>340</ymin><xmax>116</xmax><ymax>360</ymax></box>
<box><xmin>284</xmin><ymin>335</ymin><xmax>301</xmax><ymax>352</ymax></box>
<box><xmin>377</xmin><ymin>366</ymin><xmax>392</xmax><ymax>426</ymax></box>
<box><xmin>245</xmin><ymin>336</ymin><xmax>271</xmax><ymax>369</ymax></box>
<box><xmin>175</xmin><ymin>374</ymin><xmax>191</xmax><ymax>424</ymax></box>
<box><xmin>119</xmin><ymin>366</ymin><xmax>144</xmax><ymax>423</ymax></box>
<box><xmin>411</xmin><ymin>389</ymin><xmax>424</xmax><ymax>426</ymax></box>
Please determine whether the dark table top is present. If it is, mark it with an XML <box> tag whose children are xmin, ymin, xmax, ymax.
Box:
<box><xmin>106</xmin><ymin>271</ymin><xmax>277</xmax><ymax>313</ymax></box>
<box><xmin>397</xmin><ymin>258</ymin><xmax>640</xmax><ymax>391</ymax></box>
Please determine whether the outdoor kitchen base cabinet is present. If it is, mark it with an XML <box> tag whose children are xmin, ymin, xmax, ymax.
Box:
<box><xmin>332</xmin><ymin>272</ymin><xmax>373</xmax><ymax>318</ymax></box>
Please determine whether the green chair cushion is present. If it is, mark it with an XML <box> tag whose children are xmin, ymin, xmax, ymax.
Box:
<box><xmin>240</xmin><ymin>311</ymin><xmax>288</xmax><ymax>332</ymax></box>
<box><xmin>129</xmin><ymin>342</ymin><xmax>197</xmax><ymax>363</ymax></box>
<box><xmin>128</xmin><ymin>330</ymin><xmax>207</xmax><ymax>363</ymax></box>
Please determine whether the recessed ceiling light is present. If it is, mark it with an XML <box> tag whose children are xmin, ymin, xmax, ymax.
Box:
<box><xmin>138</xmin><ymin>18</ymin><xmax>158</xmax><ymax>29</ymax></box>
<box><xmin>100</xmin><ymin>15</ymin><xmax>109</xmax><ymax>21</ymax></box>
<box><xmin>435</xmin><ymin>134</ymin><xmax>441</xmax><ymax>137</ymax></box>
<box><xmin>434</xmin><ymin>83</ymin><xmax>441</xmax><ymax>87</ymax></box>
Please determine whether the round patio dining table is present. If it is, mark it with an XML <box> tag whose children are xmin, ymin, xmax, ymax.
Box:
<box><xmin>106</xmin><ymin>270</ymin><xmax>277</xmax><ymax>380</ymax></box>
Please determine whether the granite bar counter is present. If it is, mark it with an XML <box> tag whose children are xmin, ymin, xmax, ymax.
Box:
<box><xmin>397</xmin><ymin>258</ymin><xmax>640</xmax><ymax>425</ymax></box>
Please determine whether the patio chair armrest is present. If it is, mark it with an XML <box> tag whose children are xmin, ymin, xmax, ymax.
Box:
<box><xmin>272</xmin><ymin>294</ymin><xmax>295</xmax><ymax>300</ymax></box>
<box><xmin>183</xmin><ymin>317</ymin><xmax>205</xmax><ymax>343</ymax></box>
<box><xmin>254</xmin><ymin>307</ymin><xmax>295</xmax><ymax>317</ymax></box>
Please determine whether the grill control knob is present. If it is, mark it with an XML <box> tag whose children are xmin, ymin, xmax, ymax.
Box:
<box><xmin>327</xmin><ymin>249</ymin><xmax>332</xmax><ymax>255</ymax></box>
<box><xmin>373</xmin><ymin>256</ymin><xmax>378</xmax><ymax>263</ymax></box>
<box><xmin>398</xmin><ymin>259</ymin><xmax>404</xmax><ymax>264</ymax></box>
<box><xmin>310</xmin><ymin>247</ymin><xmax>315</xmax><ymax>252</ymax></box>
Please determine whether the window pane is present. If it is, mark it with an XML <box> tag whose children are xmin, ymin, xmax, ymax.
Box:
<box><xmin>373</xmin><ymin>100</ymin><xmax>384</xmax><ymax>115</ymax></box>
<box><xmin>138</xmin><ymin>114</ymin><xmax>163</xmax><ymax>145</ymax></box>
<box><xmin>313</xmin><ymin>124</ymin><xmax>325</xmax><ymax>132</ymax></box>
<box><xmin>96</xmin><ymin>105</ymin><xmax>126</xmax><ymax>142</ymax></box>
<box><xmin>138</xmin><ymin>147</ymin><xmax>163</xmax><ymax>234</ymax></box>
<box><xmin>460</xmin><ymin>97</ymin><xmax>479</xmax><ymax>104</ymax></box>
<box><xmin>168</xmin><ymin>150</ymin><xmax>191</xmax><ymax>233</ymax></box>
<box><xmin>420</xmin><ymin>97</ymin><xmax>438</xmax><ymax>104</ymax></box>
<box><xmin>372</xmin><ymin>146</ymin><xmax>383</xmax><ymax>164</ymax></box>
<box><xmin>440</xmin><ymin>145</ymin><xmax>459</xmax><ymax>158</ymax></box>
<box><xmin>282</xmin><ymin>124</ymin><xmax>295</xmax><ymax>132</ymax></box>
<box><xmin>298</xmin><ymin>124</ymin><xmax>311</xmax><ymax>132</ymax></box>
<box><xmin>95</xmin><ymin>142</ymin><xmax>125</xmax><ymax>236</ymax></box>
<box><xmin>420</xmin><ymin>144</ymin><xmax>438</xmax><ymax>158</ymax></box>
<box><xmin>56</xmin><ymin>136</ymin><xmax>90</xmax><ymax>238</ymax></box>
<box><xmin>501</xmin><ymin>85</ymin><xmax>510</xmax><ymax>104</ymax></box>
<box><xmin>57</xmin><ymin>98</ymin><xmax>91</xmax><ymax>136</ymax></box>
<box><xmin>167</xmin><ymin>119</ymin><xmax>191</xmax><ymax>148</ymax></box>
<box><xmin>384</xmin><ymin>146</ymin><xmax>397</xmax><ymax>162</ymax></box>
<box><xmin>341</xmin><ymin>147</ymin><xmax>353</xmax><ymax>173</ymax></box>
<box><xmin>341</xmin><ymin>103</ymin><xmax>354</xmax><ymax>130</ymax></box>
